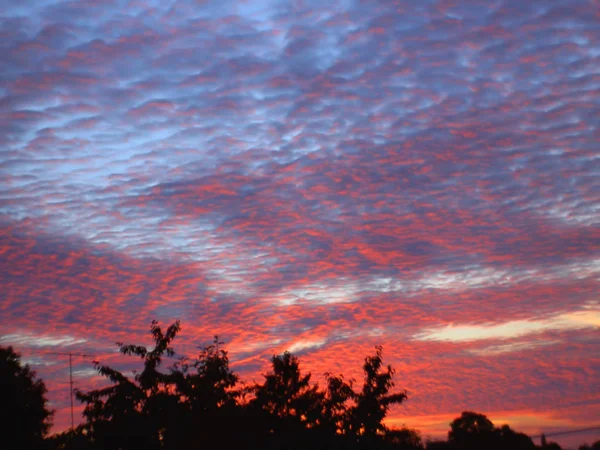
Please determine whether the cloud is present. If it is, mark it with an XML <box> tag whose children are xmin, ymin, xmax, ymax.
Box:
<box><xmin>0</xmin><ymin>332</ymin><xmax>87</xmax><ymax>348</ymax></box>
<box><xmin>467</xmin><ymin>339</ymin><xmax>562</xmax><ymax>356</ymax></box>
<box><xmin>415</xmin><ymin>307</ymin><xmax>600</xmax><ymax>343</ymax></box>
<box><xmin>287</xmin><ymin>339</ymin><xmax>327</xmax><ymax>354</ymax></box>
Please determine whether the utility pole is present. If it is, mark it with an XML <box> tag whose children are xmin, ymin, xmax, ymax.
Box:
<box><xmin>44</xmin><ymin>351</ymin><xmax>94</xmax><ymax>434</ymax></box>
<box><xmin>69</xmin><ymin>353</ymin><xmax>74</xmax><ymax>431</ymax></box>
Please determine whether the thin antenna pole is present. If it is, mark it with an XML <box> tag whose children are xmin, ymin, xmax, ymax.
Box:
<box><xmin>69</xmin><ymin>352</ymin><xmax>74</xmax><ymax>432</ymax></box>
<box><xmin>41</xmin><ymin>351</ymin><xmax>94</xmax><ymax>436</ymax></box>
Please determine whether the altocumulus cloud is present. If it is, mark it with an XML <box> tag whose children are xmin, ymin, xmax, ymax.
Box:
<box><xmin>0</xmin><ymin>0</ymin><xmax>599</xmax><ymax>444</ymax></box>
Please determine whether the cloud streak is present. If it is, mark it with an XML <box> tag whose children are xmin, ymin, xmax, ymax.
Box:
<box><xmin>416</xmin><ymin>307</ymin><xmax>599</xmax><ymax>342</ymax></box>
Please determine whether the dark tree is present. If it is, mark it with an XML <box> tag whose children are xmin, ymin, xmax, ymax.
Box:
<box><xmin>75</xmin><ymin>322</ymin><xmax>246</xmax><ymax>450</ymax></box>
<box><xmin>543</xmin><ymin>443</ymin><xmax>563</xmax><ymax>450</ymax></box>
<box><xmin>168</xmin><ymin>335</ymin><xmax>241</xmax><ymax>448</ymax></box>
<box><xmin>495</xmin><ymin>424</ymin><xmax>536</xmax><ymax>450</ymax></box>
<box><xmin>73</xmin><ymin>321</ymin><xmax>415</xmax><ymax>450</ymax></box>
<box><xmin>448</xmin><ymin>411</ymin><xmax>495</xmax><ymax>449</ymax></box>
<box><xmin>252</xmin><ymin>351</ymin><xmax>323</xmax><ymax>424</ymax></box>
<box><xmin>321</xmin><ymin>372</ymin><xmax>356</xmax><ymax>435</ymax></box>
<box><xmin>171</xmin><ymin>335</ymin><xmax>239</xmax><ymax>414</ymax></box>
<box><xmin>46</xmin><ymin>425</ymin><xmax>92</xmax><ymax>450</ymax></box>
<box><xmin>0</xmin><ymin>345</ymin><xmax>54</xmax><ymax>450</ymax></box>
<box><xmin>76</xmin><ymin>320</ymin><xmax>181</xmax><ymax>450</ymax></box>
<box><xmin>426</xmin><ymin>440</ymin><xmax>458</xmax><ymax>450</ymax></box>
<box><xmin>348</xmin><ymin>346</ymin><xmax>407</xmax><ymax>440</ymax></box>
<box><xmin>385</xmin><ymin>427</ymin><xmax>424</xmax><ymax>449</ymax></box>
<box><xmin>448</xmin><ymin>412</ymin><xmax>536</xmax><ymax>450</ymax></box>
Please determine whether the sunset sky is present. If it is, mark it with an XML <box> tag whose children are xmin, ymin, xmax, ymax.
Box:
<box><xmin>1</xmin><ymin>0</ymin><xmax>599</xmax><ymax>447</ymax></box>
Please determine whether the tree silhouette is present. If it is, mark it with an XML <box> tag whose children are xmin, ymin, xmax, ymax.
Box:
<box><xmin>542</xmin><ymin>442</ymin><xmax>564</xmax><ymax>450</ymax></box>
<box><xmin>252</xmin><ymin>351</ymin><xmax>322</xmax><ymax>423</ymax></box>
<box><xmin>495</xmin><ymin>424</ymin><xmax>536</xmax><ymax>450</ymax></box>
<box><xmin>0</xmin><ymin>346</ymin><xmax>54</xmax><ymax>450</ymax></box>
<box><xmin>74</xmin><ymin>322</ymin><xmax>248</xmax><ymax>450</ymax></box>
<box><xmin>447</xmin><ymin>412</ymin><xmax>536</xmax><ymax>450</ymax></box>
<box><xmin>76</xmin><ymin>320</ymin><xmax>181</xmax><ymax>450</ymax></box>
<box><xmin>579</xmin><ymin>441</ymin><xmax>600</xmax><ymax>450</ymax></box>
<box><xmin>384</xmin><ymin>427</ymin><xmax>424</xmax><ymax>449</ymax></box>
<box><xmin>249</xmin><ymin>351</ymin><xmax>328</xmax><ymax>448</ymax></box>
<box><xmin>72</xmin><ymin>321</ymin><xmax>417</xmax><ymax>449</ymax></box>
<box><xmin>321</xmin><ymin>372</ymin><xmax>356</xmax><ymax>435</ymax></box>
<box><xmin>348</xmin><ymin>345</ymin><xmax>407</xmax><ymax>440</ymax></box>
<box><xmin>168</xmin><ymin>335</ymin><xmax>241</xmax><ymax>448</ymax></box>
<box><xmin>448</xmin><ymin>411</ymin><xmax>495</xmax><ymax>449</ymax></box>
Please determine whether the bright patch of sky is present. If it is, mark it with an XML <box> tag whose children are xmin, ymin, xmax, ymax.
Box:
<box><xmin>416</xmin><ymin>307</ymin><xmax>599</xmax><ymax>343</ymax></box>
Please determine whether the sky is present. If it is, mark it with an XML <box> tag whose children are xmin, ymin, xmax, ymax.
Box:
<box><xmin>1</xmin><ymin>0</ymin><xmax>599</xmax><ymax>447</ymax></box>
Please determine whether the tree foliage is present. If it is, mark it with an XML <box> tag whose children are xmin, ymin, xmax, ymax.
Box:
<box><xmin>443</xmin><ymin>411</ymin><xmax>537</xmax><ymax>450</ymax></box>
<box><xmin>75</xmin><ymin>320</ymin><xmax>181</xmax><ymax>450</ymax></box>
<box><xmin>0</xmin><ymin>345</ymin><xmax>54</xmax><ymax>450</ymax></box>
<box><xmin>349</xmin><ymin>345</ymin><xmax>407</xmax><ymax>440</ymax></box>
<box><xmin>579</xmin><ymin>441</ymin><xmax>600</xmax><ymax>450</ymax></box>
<box><xmin>70</xmin><ymin>321</ymin><xmax>412</xmax><ymax>449</ymax></box>
<box><xmin>252</xmin><ymin>351</ymin><xmax>323</xmax><ymax>425</ymax></box>
<box><xmin>448</xmin><ymin>411</ymin><xmax>495</xmax><ymax>448</ymax></box>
